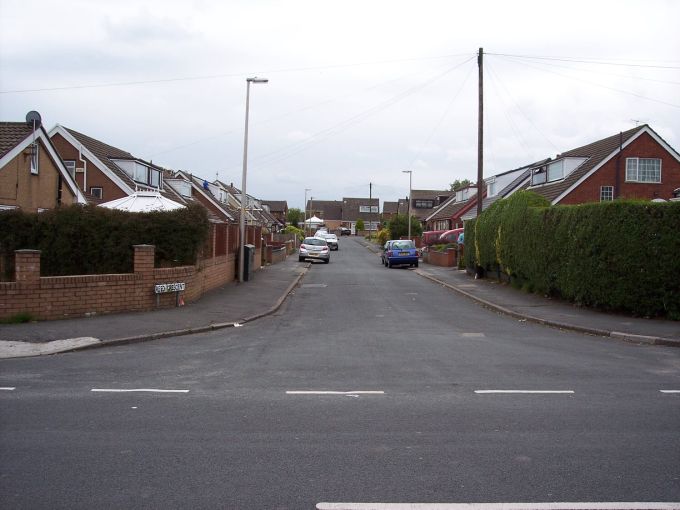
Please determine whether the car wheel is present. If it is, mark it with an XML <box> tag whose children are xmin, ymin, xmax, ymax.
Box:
<box><xmin>414</xmin><ymin>261</ymin><xmax>419</xmax><ymax>268</ymax></box>
<box><xmin>387</xmin><ymin>261</ymin><xmax>392</xmax><ymax>268</ymax></box>
<box><xmin>324</xmin><ymin>259</ymin><xmax>330</xmax><ymax>264</ymax></box>
<box><xmin>299</xmin><ymin>257</ymin><xmax>304</xmax><ymax>262</ymax></box>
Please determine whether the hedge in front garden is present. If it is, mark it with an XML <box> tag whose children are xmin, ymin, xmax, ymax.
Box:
<box><xmin>466</xmin><ymin>191</ymin><xmax>680</xmax><ymax>319</ymax></box>
<box><xmin>0</xmin><ymin>203</ymin><xmax>209</xmax><ymax>278</ymax></box>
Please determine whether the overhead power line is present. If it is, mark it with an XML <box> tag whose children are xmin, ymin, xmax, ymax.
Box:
<box><xmin>486</xmin><ymin>52</ymin><xmax>680</xmax><ymax>70</ymax></box>
<box><xmin>0</xmin><ymin>52</ymin><xmax>473</xmax><ymax>95</ymax></box>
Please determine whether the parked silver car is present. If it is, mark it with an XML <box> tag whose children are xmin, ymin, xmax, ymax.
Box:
<box><xmin>299</xmin><ymin>237</ymin><xmax>330</xmax><ymax>263</ymax></box>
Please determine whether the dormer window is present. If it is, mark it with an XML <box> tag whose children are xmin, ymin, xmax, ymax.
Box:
<box><xmin>547</xmin><ymin>160</ymin><xmax>564</xmax><ymax>182</ymax></box>
<box><xmin>487</xmin><ymin>177</ymin><xmax>496</xmax><ymax>197</ymax></box>
<box><xmin>113</xmin><ymin>159</ymin><xmax>162</xmax><ymax>189</ymax></box>
<box><xmin>532</xmin><ymin>167</ymin><xmax>547</xmax><ymax>185</ymax></box>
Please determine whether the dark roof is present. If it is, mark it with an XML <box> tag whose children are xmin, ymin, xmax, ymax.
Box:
<box><xmin>308</xmin><ymin>200</ymin><xmax>343</xmax><ymax>220</ymax></box>
<box><xmin>527</xmin><ymin>125</ymin><xmax>646</xmax><ymax>203</ymax></box>
<box><xmin>427</xmin><ymin>196</ymin><xmax>473</xmax><ymax>222</ymax></box>
<box><xmin>382</xmin><ymin>201</ymin><xmax>399</xmax><ymax>214</ymax></box>
<box><xmin>0</xmin><ymin>122</ymin><xmax>32</xmax><ymax>159</ymax></box>
<box><xmin>61</xmin><ymin>127</ymin><xmax>139</xmax><ymax>191</ymax></box>
<box><xmin>341</xmin><ymin>197</ymin><xmax>379</xmax><ymax>221</ymax></box>
<box><xmin>262</xmin><ymin>200</ymin><xmax>288</xmax><ymax>212</ymax></box>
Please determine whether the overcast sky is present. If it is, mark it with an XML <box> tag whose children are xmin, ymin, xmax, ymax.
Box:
<box><xmin>2</xmin><ymin>0</ymin><xmax>679</xmax><ymax>209</ymax></box>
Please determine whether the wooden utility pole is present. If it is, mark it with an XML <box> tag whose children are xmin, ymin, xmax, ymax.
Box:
<box><xmin>477</xmin><ymin>47</ymin><xmax>484</xmax><ymax>217</ymax></box>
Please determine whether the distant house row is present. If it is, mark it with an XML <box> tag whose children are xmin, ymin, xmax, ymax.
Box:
<box><xmin>0</xmin><ymin>113</ymin><xmax>288</xmax><ymax>231</ymax></box>
<box><xmin>390</xmin><ymin>125</ymin><xmax>680</xmax><ymax>232</ymax></box>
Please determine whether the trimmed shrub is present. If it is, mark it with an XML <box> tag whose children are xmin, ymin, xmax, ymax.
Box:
<box><xmin>469</xmin><ymin>193</ymin><xmax>680</xmax><ymax>318</ymax></box>
<box><xmin>0</xmin><ymin>204</ymin><xmax>209</xmax><ymax>278</ymax></box>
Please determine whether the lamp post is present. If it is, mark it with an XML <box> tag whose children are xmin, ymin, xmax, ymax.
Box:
<box><xmin>239</xmin><ymin>77</ymin><xmax>268</xmax><ymax>283</ymax></box>
<box><xmin>304</xmin><ymin>188</ymin><xmax>311</xmax><ymax>237</ymax></box>
<box><xmin>402</xmin><ymin>170</ymin><xmax>412</xmax><ymax>240</ymax></box>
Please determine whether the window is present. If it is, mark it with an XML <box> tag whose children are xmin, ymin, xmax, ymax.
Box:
<box><xmin>547</xmin><ymin>160</ymin><xmax>564</xmax><ymax>182</ymax></box>
<box><xmin>30</xmin><ymin>143</ymin><xmax>39</xmax><ymax>175</ymax></box>
<box><xmin>150</xmin><ymin>169</ymin><xmax>161</xmax><ymax>187</ymax></box>
<box><xmin>64</xmin><ymin>160</ymin><xmax>76</xmax><ymax>178</ymax></box>
<box><xmin>626</xmin><ymin>158</ymin><xmax>661</xmax><ymax>183</ymax></box>
<box><xmin>600</xmin><ymin>186</ymin><xmax>614</xmax><ymax>202</ymax></box>
<box><xmin>487</xmin><ymin>178</ymin><xmax>496</xmax><ymax>197</ymax></box>
<box><xmin>90</xmin><ymin>187</ymin><xmax>103</xmax><ymax>199</ymax></box>
<box><xmin>414</xmin><ymin>199</ymin><xmax>434</xmax><ymax>209</ymax></box>
<box><xmin>531</xmin><ymin>167</ymin><xmax>546</xmax><ymax>185</ymax></box>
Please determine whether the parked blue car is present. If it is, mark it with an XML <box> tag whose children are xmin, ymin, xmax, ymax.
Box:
<box><xmin>381</xmin><ymin>239</ymin><xmax>419</xmax><ymax>268</ymax></box>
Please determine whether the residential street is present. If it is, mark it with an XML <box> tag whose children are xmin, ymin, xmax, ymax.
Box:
<box><xmin>1</xmin><ymin>239</ymin><xmax>679</xmax><ymax>509</ymax></box>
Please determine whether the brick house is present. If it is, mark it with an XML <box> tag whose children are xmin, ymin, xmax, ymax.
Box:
<box><xmin>526</xmin><ymin>125</ymin><xmax>680</xmax><ymax>204</ymax></box>
<box><xmin>49</xmin><ymin>125</ymin><xmax>181</xmax><ymax>205</ymax></box>
<box><xmin>1</xmin><ymin>119</ymin><xmax>86</xmax><ymax>212</ymax></box>
<box><xmin>341</xmin><ymin>197</ymin><xmax>380</xmax><ymax>233</ymax></box>
<box><xmin>306</xmin><ymin>200</ymin><xmax>343</xmax><ymax>231</ymax></box>
<box><xmin>424</xmin><ymin>185</ymin><xmax>479</xmax><ymax>231</ymax></box>
<box><xmin>262</xmin><ymin>200</ymin><xmax>288</xmax><ymax>226</ymax></box>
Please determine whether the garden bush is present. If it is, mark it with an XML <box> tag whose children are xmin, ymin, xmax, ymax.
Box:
<box><xmin>469</xmin><ymin>192</ymin><xmax>680</xmax><ymax>319</ymax></box>
<box><xmin>0</xmin><ymin>204</ymin><xmax>209</xmax><ymax>278</ymax></box>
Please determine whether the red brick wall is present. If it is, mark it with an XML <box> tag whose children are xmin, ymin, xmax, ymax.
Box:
<box><xmin>561</xmin><ymin>132</ymin><xmax>680</xmax><ymax>204</ymax></box>
<box><xmin>0</xmin><ymin>245</ymin><xmax>237</xmax><ymax>321</ymax></box>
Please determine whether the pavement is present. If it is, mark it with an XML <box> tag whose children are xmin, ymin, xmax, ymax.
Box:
<box><xmin>1</xmin><ymin>239</ymin><xmax>678</xmax><ymax>359</ymax></box>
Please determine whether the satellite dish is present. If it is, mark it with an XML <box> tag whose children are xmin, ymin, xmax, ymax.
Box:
<box><xmin>25</xmin><ymin>111</ymin><xmax>42</xmax><ymax>130</ymax></box>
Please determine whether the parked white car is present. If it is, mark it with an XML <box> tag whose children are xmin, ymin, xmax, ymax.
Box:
<box><xmin>315</xmin><ymin>232</ymin><xmax>339</xmax><ymax>250</ymax></box>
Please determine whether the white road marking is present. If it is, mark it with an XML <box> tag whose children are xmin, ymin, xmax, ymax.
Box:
<box><xmin>461</xmin><ymin>333</ymin><xmax>485</xmax><ymax>338</ymax></box>
<box><xmin>286</xmin><ymin>391</ymin><xmax>385</xmax><ymax>395</ymax></box>
<box><xmin>316</xmin><ymin>503</ymin><xmax>680</xmax><ymax>510</ymax></box>
<box><xmin>90</xmin><ymin>389</ymin><xmax>189</xmax><ymax>393</ymax></box>
<box><xmin>475</xmin><ymin>390</ymin><xmax>575</xmax><ymax>394</ymax></box>
<box><xmin>0</xmin><ymin>387</ymin><xmax>16</xmax><ymax>391</ymax></box>
<box><xmin>660</xmin><ymin>390</ymin><xmax>680</xmax><ymax>394</ymax></box>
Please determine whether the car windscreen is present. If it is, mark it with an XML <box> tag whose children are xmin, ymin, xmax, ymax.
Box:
<box><xmin>304</xmin><ymin>238</ymin><xmax>326</xmax><ymax>246</ymax></box>
<box><xmin>325</xmin><ymin>235</ymin><xmax>337</xmax><ymax>240</ymax></box>
<box><xmin>392</xmin><ymin>241</ymin><xmax>415</xmax><ymax>249</ymax></box>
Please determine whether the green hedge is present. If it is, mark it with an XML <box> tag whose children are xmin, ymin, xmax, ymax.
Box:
<box><xmin>466</xmin><ymin>191</ymin><xmax>680</xmax><ymax>319</ymax></box>
<box><xmin>0</xmin><ymin>204</ymin><xmax>209</xmax><ymax>278</ymax></box>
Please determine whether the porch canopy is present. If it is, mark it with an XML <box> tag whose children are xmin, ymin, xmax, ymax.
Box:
<box><xmin>99</xmin><ymin>191</ymin><xmax>185</xmax><ymax>213</ymax></box>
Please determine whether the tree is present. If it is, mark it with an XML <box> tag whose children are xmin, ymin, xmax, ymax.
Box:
<box><xmin>286</xmin><ymin>208</ymin><xmax>302</xmax><ymax>227</ymax></box>
<box><xmin>355</xmin><ymin>218</ymin><xmax>365</xmax><ymax>233</ymax></box>
<box><xmin>388</xmin><ymin>214</ymin><xmax>423</xmax><ymax>240</ymax></box>
<box><xmin>449</xmin><ymin>179</ymin><xmax>472</xmax><ymax>191</ymax></box>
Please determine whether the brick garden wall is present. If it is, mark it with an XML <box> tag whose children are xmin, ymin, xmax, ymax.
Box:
<box><xmin>0</xmin><ymin>223</ymin><xmax>264</xmax><ymax>321</ymax></box>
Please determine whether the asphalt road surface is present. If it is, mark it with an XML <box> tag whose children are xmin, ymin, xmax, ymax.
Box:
<box><xmin>1</xmin><ymin>238</ymin><xmax>679</xmax><ymax>509</ymax></box>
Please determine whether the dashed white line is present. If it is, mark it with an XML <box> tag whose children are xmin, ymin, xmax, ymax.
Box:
<box><xmin>286</xmin><ymin>391</ymin><xmax>385</xmax><ymax>395</ymax></box>
<box><xmin>90</xmin><ymin>388</ymin><xmax>190</xmax><ymax>393</ymax></box>
<box><xmin>660</xmin><ymin>390</ymin><xmax>680</xmax><ymax>394</ymax></box>
<box><xmin>475</xmin><ymin>390</ymin><xmax>575</xmax><ymax>394</ymax></box>
<box><xmin>0</xmin><ymin>387</ymin><xmax>16</xmax><ymax>391</ymax></box>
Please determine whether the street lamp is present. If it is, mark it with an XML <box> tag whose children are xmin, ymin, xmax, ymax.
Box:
<box><xmin>239</xmin><ymin>77</ymin><xmax>268</xmax><ymax>283</ymax></box>
<box><xmin>304</xmin><ymin>188</ymin><xmax>311</xmax><ymax>237</ymax></box>
<box><xmin>402</xmin><ymin>170</ymin><xmax>412</xmax><ymax>240</ymax></box>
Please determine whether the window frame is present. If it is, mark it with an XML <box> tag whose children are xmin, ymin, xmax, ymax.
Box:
<box><xmin>30</xmin><ymin>143</ymin><xmax>39</xmax><ymax>175</ymax></box>
<box><xmin>625</xmin><ymin>157</ymin><xmax>661</xmax><ymax>183</ymax></box>
<box><xmin>90</xmin><ymin>187</ymin><xmax>103</xmax><ymax>199</ymax></box>
<box><xmin>600</xmin><ymin>186</ymin><xmax>614</xmax><ymax>202</ymax></box>
<box><xmin>414</xmin><ymin>199</ymin><xmax>435</xmax><ymax>209</ymax></box>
